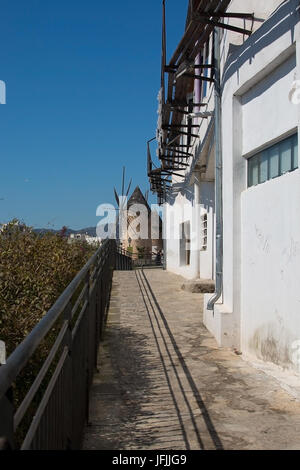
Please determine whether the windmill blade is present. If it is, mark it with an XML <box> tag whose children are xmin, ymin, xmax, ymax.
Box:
<box><xmin>114</xmin><ymin>188</ymin><xmax>120</xmax><ymax>207</ymax></box>
<box><xmin>125</xmin><ymin>178</ymin><xmax>132</xmax><ymax>197</ymax></box>
<box><xmin>121</xmin><ymin>166</ymin><xmax>125</xmax><ymax>196</ymax></box>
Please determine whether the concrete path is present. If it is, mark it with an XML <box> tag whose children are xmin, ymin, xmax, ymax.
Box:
<box><xmin>83</xmin><ymin>269</ymin><xmax>300</xmax><ymax>450</ymax></box>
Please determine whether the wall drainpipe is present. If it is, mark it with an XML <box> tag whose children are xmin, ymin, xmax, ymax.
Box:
<box><xmin>207</xmin><ymin>26</ymin><xmax>223</xmax><ymax>312</ymax></box>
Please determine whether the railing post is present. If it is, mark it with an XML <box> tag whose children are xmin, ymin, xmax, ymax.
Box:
<box><xmin>95</xmin><ymin>254</ymin><xmax>101</xmax><ymax>356</ymax></box>
<box><xmin>64</xmin><ymin>301</ymin><xmax>72</xmax><ymax>449</ymax></box>
<box><xmin>0</xmin><ymin>387</ymin><xmax>14</xmax><ymax>450</ymax></box>
<box><xmin>85</xmin><ymin>269</ymin><xmax>90</xmax><ymax>424</ymax></box>
<box><xmin>111</xmin><ymin>241</ymin><xmax>115</xmax><ymax>271</ymax></box>
<box><xmin>99</xmin><ymin>265</ymin><xmax>104</xmax><ymax>339</ymax></box>
<box><xmin>113</xmin><ymin>242</ymin><xmax>115</xmax><ymax>269</ymax></box>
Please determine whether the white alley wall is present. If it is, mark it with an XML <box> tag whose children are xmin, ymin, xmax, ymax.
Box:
<box><xmin>240</xmin><ymin>51</ymin><xmax>300</xmax><ymax>370</ymax></box>
<box><xmin>164</xmin><ymin>179</ymin><xmax>215</xmax><ymax>280</ymax></box>
<box><xmin>241</xmin><ymin>170</ymin><xmax>300</xmax><ymax>371</ymax></box>
<box><xmin>204</xmin><ymin>0</ymin><xmax>300</xmax><ymax>361</ymax></box>
<box><xmin>164</xmin><ymin>192</ymin><xmax>198</xmax><ymax>280</ymax></box>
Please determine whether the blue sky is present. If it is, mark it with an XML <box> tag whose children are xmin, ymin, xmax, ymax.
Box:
<box><xmin>0</xmin><ymin>0</ymin><xmax>188</xmax><ymax>229</ymax></box>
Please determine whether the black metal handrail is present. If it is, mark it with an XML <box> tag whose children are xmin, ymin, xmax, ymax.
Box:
<box><xmin>132</xmin><ymin>252</ymin><xmax>163</xmax><ymax>268</ymax></box>
<box><xmin>115</xmin><ymin>247</ymin><xmax>163</xmax><ymax>269</ymax></box>
<box><xmin>115</xmin><ymin>246</ymin><xmax>133</xmax><ymax>271</ymax></box>
<box><xmin>0</xmin><ymin>238</ymin><xmax>119</xmax><ymax>450</ymax></box>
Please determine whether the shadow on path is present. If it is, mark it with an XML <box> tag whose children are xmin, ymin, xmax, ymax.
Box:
<box><xmin>136</xmin><ymin>268</ymin><xmax>223</xmax><ymax>450</ymax></box>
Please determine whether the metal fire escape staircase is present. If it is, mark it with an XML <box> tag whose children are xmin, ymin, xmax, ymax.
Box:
<box><xmin>147</xmin><ymin>0</ymin><xmax>255</xmax><ymax>204</ymax></box>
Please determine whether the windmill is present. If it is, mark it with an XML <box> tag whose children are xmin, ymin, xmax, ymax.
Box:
<box><xmin>113</xmin><ymin>166</ymin><xmax>132</xmax><ymax>245</ymax></box>
<box><xmin>114</xmin><ymin>166</ymin><xmax>132</xmax><ymax>209</ymax></box>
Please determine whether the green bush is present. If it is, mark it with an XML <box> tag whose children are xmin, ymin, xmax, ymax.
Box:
<box><xmin>137</xmin><ymin>246</ymin><xmax>145</xmax><ymax>259</ymax></box>
<box><xmin>0</xmin><ymin>220</ymin><xmax>96</xmax><ymax>356</ymax></box>
<box><xmin>0</xmin><ymin>220</ymin><xmax>99</xmax><ymax>445</ymax></box>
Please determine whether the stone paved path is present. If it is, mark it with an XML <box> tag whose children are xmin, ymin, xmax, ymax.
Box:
<box><xmin>83</xmin><ymin>269</ymin><xmax>300</xmax><ymax>450</ymax></box>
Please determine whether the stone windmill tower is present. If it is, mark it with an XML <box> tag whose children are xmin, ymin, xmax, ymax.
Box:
<box><xmin>123</xmin><ymin>186</ymin><xmax>163</xmax><ymax>259</ymax></box>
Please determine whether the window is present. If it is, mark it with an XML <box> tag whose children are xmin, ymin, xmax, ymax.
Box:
<box><xmin>200</xmin><ymin>213</ymin><xmax>207</xmax><ymax>251</ymax></box>
<box><xmin>292</xmin><ymin>137</ymin><xmax>298</xmax><ymax>170</ymax></box>
<box><xmin>248</xmin><ymin>133</ymin><xmax>298</xmax><ymax>187</ymax></box>
<box><xmin>269</xmin><ymin>144</ymin><xmax>279</xmax><ymax>179</ymax></box>
<box><xmin>179</xmin><ymin>221</ymin><xmax>190</xmax><ymax>266</ymax></box>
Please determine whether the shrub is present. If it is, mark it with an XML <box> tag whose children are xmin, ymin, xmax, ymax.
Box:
<box><xmin>137</xmin><ymin>246</ymin><xmax>145</xmax><ymax>259</ymax></box>
<box><xmin>0</xmin><ymin>220</ymin><xmax>99</xmax><ymax>445</ymax></box>
<box><xmin>0</xmin><ymin>220</ymin><xmax>96</xmax><ymax>356</ymax></box>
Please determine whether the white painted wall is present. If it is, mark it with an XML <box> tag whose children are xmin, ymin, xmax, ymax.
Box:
<box><xmin>165</xmin><ymin>181</ymin><xmax>215</xmax><ymax>280</ymax></box>
<box><xmin>241</xmin><ymin>170</ymin><xmax>300</xmax><ymax>372</ymax></box>
<box><xmin>165</xmin><ymin>191</ymin><xmax>197</xmax><ymax>280</ymax></box>
<box><xmin>242</xmin><ymin>53</ymin><xmax>297</xmax><ymax>156</ymax></box>
<box><xmin>226</xmin><ymin>0</ymin><xmax>286</xmax><ymax>46</ymax></box>
<box><xmin>237</xmin><ymin>42</ymin><xmax>299</xmax><ymax>372</ymax></box>
<box><xmin>204</xmin><ymin>0</ymin><xmax>300</xmax><ymax>362</ymax></box>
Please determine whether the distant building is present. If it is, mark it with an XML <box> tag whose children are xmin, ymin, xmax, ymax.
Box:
<box><xmin>69</xmin><ymin>233</ymin><xmax>102</xmax><ymax>245</ymax></box>
<box><xmin>0</xmin><ymin>220</ymin><xmax>28</xmax><ymax>235</ymax></box>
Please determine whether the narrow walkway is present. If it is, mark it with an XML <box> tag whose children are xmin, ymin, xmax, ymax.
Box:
<box><xmin>83</xmin><ymin>269</ymin><xmax>300</xmax><ymax>450</ymax></box>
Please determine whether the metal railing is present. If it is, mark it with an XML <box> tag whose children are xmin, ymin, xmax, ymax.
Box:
<box><xmin>132</xmin><ymin>252</ymin><xmax>163</xmax><ymax>268</ymax></box>
<box><xmin>114</xmin><ymin>248</ymin><xmax>163</xmax><ymax>270</ymax></box>
<box><xmin>0</xmin><ymin>239</ymin><xmax>119</xmax><ymax>450</ymax></box>
<box><xmin>115</xmin><ymin>246</ymin><xmax>133</xmax><ymax>271</ymax></box>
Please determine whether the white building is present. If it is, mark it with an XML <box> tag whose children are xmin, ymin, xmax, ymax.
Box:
<box><xmin>149</xmin><ymin>0</ymin><xmax>300</xmax><ymax>375</ymax></box>
<box><xmin>69</xmin><ymin>233</ymin><xmax>102</xmax><ymax>245</ymax></box>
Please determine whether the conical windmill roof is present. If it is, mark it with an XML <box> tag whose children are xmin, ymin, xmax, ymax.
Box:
<box><xmin>127</xmin><ymin>186</ymin><xmax>150</xmax><ymax>211</ymax></box>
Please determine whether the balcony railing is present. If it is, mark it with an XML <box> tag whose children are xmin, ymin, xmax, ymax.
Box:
<box><xmin>0</xmin><ymin>239</ymin><xmax>132</xmax><ymax>450</ymax></box>
<box><xmin>115</xmin><ymin>246</ymin><xmax>133</xmax><ymax>271</ymax></box>
<box><xmin>132</xmin><ymin>252</ymin><xmax>163</xmax><ymax>268</ymax></box>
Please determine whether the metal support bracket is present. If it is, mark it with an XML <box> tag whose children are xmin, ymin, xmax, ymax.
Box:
<box><xmin>192</xmin><ymin>12</ymin><xmax>253</xmax><ymax>35</ymax></box>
